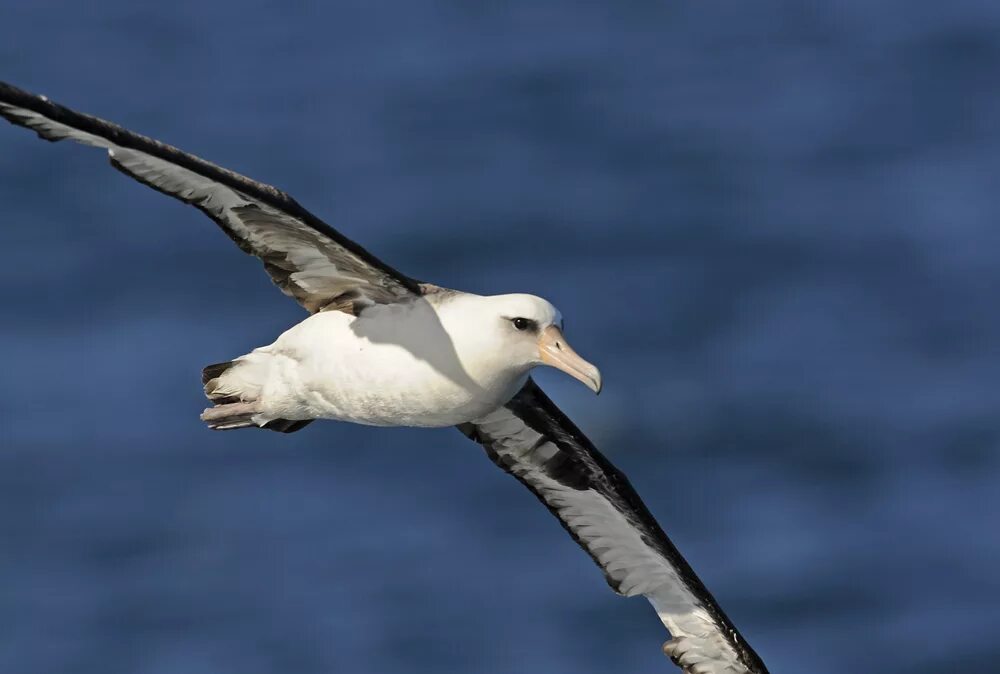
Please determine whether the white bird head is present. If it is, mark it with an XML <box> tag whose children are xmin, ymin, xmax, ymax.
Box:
<box><xmin>443</xmin><ymin>293</ymin><xmax>602</xmax><ymax>394</ymax></box>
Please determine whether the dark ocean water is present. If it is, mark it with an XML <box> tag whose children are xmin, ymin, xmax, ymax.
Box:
<box><xmin>2</xmin><ymin>3</ymin><xmax>999</xmax><ymax>673</ymax></box>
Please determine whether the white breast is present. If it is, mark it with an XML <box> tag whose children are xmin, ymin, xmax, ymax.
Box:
<box><xmin>247</xmin><ymin>297</ymin><xmax>528</xmax><ymax>427</ymax></box>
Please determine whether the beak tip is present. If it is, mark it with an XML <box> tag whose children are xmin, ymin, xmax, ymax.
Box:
<box><xmin>537</xmin><ymin>326</ymin><xmax>603</xmax><ymax>396</ymax></box>
<box><xmin>590</xmin><ymin>375</ymin><xmax>603</xmax><ymax>395</ymax></box>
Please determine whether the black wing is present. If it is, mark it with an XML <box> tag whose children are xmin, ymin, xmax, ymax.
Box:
<box><xmin>0</xmin><ymin>81</ymin><xmax>421</xmax><ymax>312</ymax></box>
<box><xmin>459</xmin><ymin>379</ymin><xmax>768</xmax><ymax>674</ymax></box>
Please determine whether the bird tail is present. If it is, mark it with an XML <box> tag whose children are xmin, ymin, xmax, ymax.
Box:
<box><xmin>200</xmin><ymin>358</ymin><xmax>313</xmax><ymax>433</ymax></box>
<box><xmin>202</xmin><ymin>360</ymin><xmax>241</xmax><ymax>402</ymax></box>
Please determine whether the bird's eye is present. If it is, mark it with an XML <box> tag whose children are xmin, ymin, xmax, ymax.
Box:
<box><xmin>512</xmin><ymin>317</ymin><xmax>531</xmax><ymax>331</ymax></box>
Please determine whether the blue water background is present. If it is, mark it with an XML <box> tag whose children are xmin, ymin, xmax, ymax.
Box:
<box><xmin>1</xmin><ymin>2</ymin><xmax>999</xmax><ymax>673</ymax></box>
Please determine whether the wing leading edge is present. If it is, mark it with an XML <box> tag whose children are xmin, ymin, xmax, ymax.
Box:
<box><xmin>460</xmin><ymin>379</ymin><xmax>768</xmax><ymax>674</ymax></box>
<box><xmin>0</xmin><ymin>80</ymin><xmax>420</xmax><ymax>312</ymax></box>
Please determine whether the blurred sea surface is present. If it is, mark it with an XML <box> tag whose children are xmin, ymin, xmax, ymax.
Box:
<box><xmin>1</xmin><ymin>2</ymin><xmax>998</xmax><ymax>673</ymax></box>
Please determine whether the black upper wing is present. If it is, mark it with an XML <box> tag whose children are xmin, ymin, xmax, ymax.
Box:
<box><xmin>460</xmin><ymin>379</ymin><xmax>768</xmax><ymax>674</ymax></box>
<box><xmin>0</xmin><ymin>81</ymin><xmax>421</xmax><ymax>312</ymax></box>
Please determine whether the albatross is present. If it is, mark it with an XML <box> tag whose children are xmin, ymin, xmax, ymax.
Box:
<box><xmin>0</xmin><ymin>80</ymin><xmax>768</xmax><ymax>674</ymax></box>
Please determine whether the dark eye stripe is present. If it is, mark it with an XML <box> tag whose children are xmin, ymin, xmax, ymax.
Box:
<box><xmin>511</xmin><ymin>317</ymin><xmax>537</xmax><ymax>332</ymax></box>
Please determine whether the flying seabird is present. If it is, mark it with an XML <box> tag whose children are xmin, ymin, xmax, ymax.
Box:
<box><xmin>0</xmin><ymin>80</ymin><xmax>768</xmax><ymax>674</ymax></box>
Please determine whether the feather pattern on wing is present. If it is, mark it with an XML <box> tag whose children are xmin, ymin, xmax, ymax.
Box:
<box><xmin>459</xmin><ymin>379</ymin><xmax>768</xmax><ymax>674</ymax></box>
<box><xmin>0</xmin><ymin>81</ymin><xmax>420</xmax><ymax>312</ymax></box>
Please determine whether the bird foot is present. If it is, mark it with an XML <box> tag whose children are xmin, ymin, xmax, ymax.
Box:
<box><xmin>200</xmin><ymin>401</ymin><xmax>262</xmax><ymax>430</ymax></box>
<box><xmin>200</xmin><ymin>401</ymin><xmax>258</xmax><ymax>422</ymax></box>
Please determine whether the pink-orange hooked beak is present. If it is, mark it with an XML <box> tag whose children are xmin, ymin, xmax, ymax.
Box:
<box><xmin>537</xmin><ymin>325</ymin><xmax>602</xmax><ymax>394</ymax></box>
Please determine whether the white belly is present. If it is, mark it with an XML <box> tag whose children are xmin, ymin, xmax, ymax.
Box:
<box><xmin>240</xmin><ymin>304</ymin><xmax>527</xmax><ymax>427</ymax></box>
